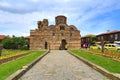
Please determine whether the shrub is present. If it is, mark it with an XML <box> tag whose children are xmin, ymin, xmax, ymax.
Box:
<box><xmin>2</xmin><ymin>36</ymin><xmax>29</xmax><ymax>50</ymax></box>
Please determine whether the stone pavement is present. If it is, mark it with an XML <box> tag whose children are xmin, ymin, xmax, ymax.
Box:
<box><xmin>19</xmin><ymin>50</ymin><xmax>109</xmax><ymax>80</ymax></box>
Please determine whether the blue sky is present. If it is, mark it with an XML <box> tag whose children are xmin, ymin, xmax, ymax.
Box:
<box><xmin>0</xmin><ymin>0</ymin><xmax>120</xmax><ymax>37</ymax></box>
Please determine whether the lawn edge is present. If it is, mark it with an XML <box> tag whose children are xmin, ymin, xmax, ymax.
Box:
<box><xmin>6</xmin><ymin>50</ymin><xmax>50</xmax><ymax>80</ymax></box>
<box><xmin>68</xmin><ymin>50</ymin><xmax>120</xmax><ymax>80</ymax></box>
<box><xmin>0</xmin><ymin>51</ymin><xmax>33</xmax><ymax>65</ymax></box>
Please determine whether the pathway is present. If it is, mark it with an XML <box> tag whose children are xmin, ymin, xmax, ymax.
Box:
<box><xmin>19</xmin><ymin>50</ymin><xmax>109</xmax><ymax>80</ymax></box>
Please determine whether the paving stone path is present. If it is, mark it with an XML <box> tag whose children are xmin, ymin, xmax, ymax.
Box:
<box><xmin>19</xmin><ymin>50</ymin><xmax>109</xmax><ymax>80</ymax></box>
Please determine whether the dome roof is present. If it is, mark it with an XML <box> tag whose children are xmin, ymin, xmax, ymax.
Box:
<box><xmin>69</xmin><ymin>25</ymin><xmax>77</xmax><ymax>30</ymax></box>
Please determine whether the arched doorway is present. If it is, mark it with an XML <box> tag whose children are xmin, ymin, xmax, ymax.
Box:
<box><xmin>45</xmin><ymin>42</ymin><xmax>48</xmax><ymax>49</ymax></box>
<box><xmin>61</xmin><ymin>39</ymin><xmax>67</xmax><ymax>50</ymax></box>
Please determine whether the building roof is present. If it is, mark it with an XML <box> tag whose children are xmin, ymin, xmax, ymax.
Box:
<box><xmin>82</xmin><ymin>34</ymin><xmax>95</xmax><ymax>38</ymax></box>
<box><xmin>107</xmin><ymin>30</ymin><xmax>120</xmax><ymax>34</ymax></box>
<box><xmin>97</xmin><ymin>30</ymin><xmax>120</xmax><ymax>36</ymax></box>
<box><xmin>24</xmin><ymin>36</ymin><xmax>30</xmax><ymax>39</ymax></box>
<box><xmin>0</xmin><ymin>35</ymin><xmax>7</xmax><ymax>40</ymax></box>
<box><xmin>55</xmin><ymin>15</ymin><xmax>66</xmax><ymax>18</ymax></box>
<box><xmin>96</xmin><ymin>32</ymin><xmax>107</xmax><ymax>36</ymax></box>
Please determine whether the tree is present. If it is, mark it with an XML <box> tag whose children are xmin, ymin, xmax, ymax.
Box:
<box><xmin>2</xmin><ymin>37</ymin><xmax>12</xmax><ymax>49</ymax></box>
<box><xmin>2</xmin><ymin>37</ymin><xmax>29</xmax><ymax>50</ymax></box>
<box><xmin>89</xmin><ymin>36</ymin><xmax>96</xmax><ymax>45</ymax></box>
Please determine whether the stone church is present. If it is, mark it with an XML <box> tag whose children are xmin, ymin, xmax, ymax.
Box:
<box><xmin>30</xmin><ymin>15</ymin><xmax>81</xmax><ymax>50</ymax></box>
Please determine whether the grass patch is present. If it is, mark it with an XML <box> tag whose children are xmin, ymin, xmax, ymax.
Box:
<box><xmin>71</xmin><ymin>50</ymin><xmax>120</xmax><ymax>73</ymax></box>
<box><xmin>0</xmin><ymin>50</ymin><xmax>45</xmax><ymax>80</ymax></box>
<box><xmin>0</xmin><ymin>50</ymin><xmax>31</xmax><ymax>60</ymax></box>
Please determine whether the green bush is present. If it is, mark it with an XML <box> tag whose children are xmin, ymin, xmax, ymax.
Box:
<box><xmin>2</xmin><ymin>36</ymin><xmax>29</xmax><ymax>50</ymax></box>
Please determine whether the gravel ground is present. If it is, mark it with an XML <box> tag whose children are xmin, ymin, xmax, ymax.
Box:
<box><xmin>19</xmin><ymin>50</ymin><xmax>109</xmax><ymax>80</ymax></box>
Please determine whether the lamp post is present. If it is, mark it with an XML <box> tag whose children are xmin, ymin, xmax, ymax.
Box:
<box><xmin>101</xmin><ymin>41</ymin><xmax>105</xmax><ymax>53</ymax></box>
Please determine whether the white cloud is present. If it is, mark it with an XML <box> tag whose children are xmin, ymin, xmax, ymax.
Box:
<box><xmin>0</xmin><ymin>1</ymin><xmax>11</xmax><ymax>7</ymax></box>
<box><xmin>29</xmin><ymin>0</ymin><xmax>40</xmax><ymax>2</ymax></box>
<box><xmin>0</xmin><ymin>0</ymin><xmax>120</xmax><ymax>36</ymax></box>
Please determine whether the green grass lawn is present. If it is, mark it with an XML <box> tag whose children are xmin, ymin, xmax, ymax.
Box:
<box><xmin>71</xmin><ymin>50</ymin><xmax>120</xmax><ymax>73</ymax></box>
<box><xmin>0</xmin><ymin>50</ymin><xmax>45</xmax><ymax>80</ymax></box>
<box><xmin>85</xmin><ymin>49</ymin><xmax>120</xmax><ymax>54</ymax></box>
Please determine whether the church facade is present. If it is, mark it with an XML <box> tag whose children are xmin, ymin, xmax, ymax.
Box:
<box><xmin>30</xmin><ymin>15</ymin><xmax>81</xmax><ymax>50</ymax></box>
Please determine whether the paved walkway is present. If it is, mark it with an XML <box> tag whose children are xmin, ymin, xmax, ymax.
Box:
<box><xmin>19</xmin><ymin>50</ymin><xmax>109</xmax><ymax>80</ymax></box>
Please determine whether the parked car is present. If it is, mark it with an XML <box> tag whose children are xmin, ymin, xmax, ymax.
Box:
<box><xmin>90</xmin><ymin>44</ymin><xmax>101</xmax><ymax>49</ymax></box>
<box><xmin>104</xmin><ymin>43</ymin><xmax>120</xmax><ymax>51</ymax></box>
<box><xmin>114</xmin><ymin>41</ymin><xmax>120</xmax><ymax>45</ymax></box>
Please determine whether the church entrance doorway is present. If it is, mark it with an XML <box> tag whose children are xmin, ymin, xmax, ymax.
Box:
<box><xmin>45</xmin><ymin>42</ymin><xmax>48</xmax><ymax>49</ymax></box>
<box><xmin>61</xmin><ymin>39</ymin><xmax>67</xmax><ymax>50</ymax></box>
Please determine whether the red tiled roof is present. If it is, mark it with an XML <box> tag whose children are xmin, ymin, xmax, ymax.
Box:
<box><xmin>97</xmin><ymin>30</ymin><xmax>120</xmax><ymax>36</ymax></box>
<box><xmin>0</xmin><ymin>35</ymin><xmax>6</xmax><ymax>40</ymax></box>
<box><xmin>82</xmin><ymin>34</ymin><xmax>95</xmax><ymax>38</ymax></box>
<box><xmin>24</xmin><ymin>36</ymin><xmax>30</xmax><ymax>39</ymax></box>
<box><xmin>107</xmin><ymin>30</ymin><xmax>120</xmax><ymax>34</ymax></box>
<box><xmin>96</xmin><ymin>32</ymin><xmax>107</xmax><ymax>36</ymax></box>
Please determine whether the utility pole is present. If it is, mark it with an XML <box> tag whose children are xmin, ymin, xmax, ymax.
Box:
<box><xmin>101</xmin><ymin>41</ymin><xmax>105</xmax><ymax>53</ymax></box>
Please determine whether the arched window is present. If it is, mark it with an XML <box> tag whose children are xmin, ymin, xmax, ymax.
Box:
<box><xmin>70</xmin><ymin>27</ymin><xmax>74</xmax><ymax>31</ymax></box>
<box><xmin>61</xmin><ymin>33</ymin><xmax>64</xmax><ymax>36</ymax></box>
<box><xmin>60</xmin><ymin>26</ymin><xmax>65</xmax><ymax>30</ymax></box>
<box><xmin>70</xmin><ymin>28</ymin><xmax>73</xmax><ymax>36</ymax></box>
<box><xmin>52</xmin><ymin>33</ymin><xmax>55</xmax><ymax>36</ymax></box>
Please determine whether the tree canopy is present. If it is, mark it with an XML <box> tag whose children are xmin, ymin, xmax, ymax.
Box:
<box><xmin>89</xmin><ymin>36</ymin><xmax>96</xmax><ymax>45</ymax></box>
<box><xmin>2</xmin><ymin>36</ymin><xmax>29</xmax><ymax>50</ymax></box>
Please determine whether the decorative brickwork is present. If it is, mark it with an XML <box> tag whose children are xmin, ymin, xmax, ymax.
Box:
<box><xmin>30</xmin><ymin>15</ymin><xmax>81</xmax><ymax>50</ymax></box>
